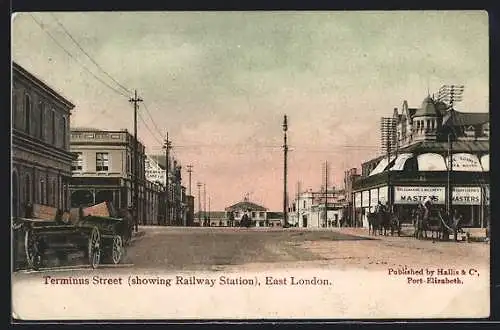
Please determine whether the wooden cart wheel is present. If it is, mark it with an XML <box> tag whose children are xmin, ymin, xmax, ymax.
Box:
<box><xmin>24</xmin><ymin>229</ymin><xmax>42</xmax><ymax>270</ymax></box>
<box><xmin>88</xmin><ymin>227</ymin><xmax>101</xmax><ymax>269</ymax></box>
<box><xmin>110</xmin><ymin>235</ymin><xmax>123</xmax><ymax>264</ymax></box>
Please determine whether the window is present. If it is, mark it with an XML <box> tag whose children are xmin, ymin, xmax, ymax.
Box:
<box><xmin>12</xmin><ymin>91</ymin><xmax>17</xmax><ymax>128</ymax></box>
<box><xmin>303</xmin><ymin>201</ymin><xmax>306</xmax><ymax>209</ymax></box>
<box><xmin>72</xmin><ymin>152</ymin><xmax>83</xmax><ymax>171</ymax></box>
<box><xmin>251</xmin><ymin>211</ymin><xmax>256</xmax><ymax>218</ymax></box>
<box><xmin>39</xmin><ymin>102</ymin><xmax>44</xmax><ymax>140</ymax></box>
<box><xmin>127</xmin><ymin>153</ymin><xmax>131</xmax><ymax>174</ymax></box>
<box><xmin>51</xmin><ymin>109</ymin><xmax>56</xmax><ymax>144</ymax></box>
<box><xmin>39</xmin><ymin>180</ymin><xmax>46</xmax><ymax>204</ymax></box>
<box><xmin>259</xmin><ymin>211</ymin><xmax>265</xmax><ymax>217</ymax></box>
<box><xmin>51</xmin><ymin>180</ymin><xmax>56</xmax><ymax>206</ymax></box>
<box><xmin>96</xmin><ymin>152</ymin><xmax>109</xmax><ymax>171</ymax></box>
<box><xmin>62</xmin><ymin>117</ymin><xmax>67</xmax><ymax>148</ymax></box>
<box><xmin>24</xmin><ymin>94</ymin><xmax>31</xmax><ymax>134</ymax></box>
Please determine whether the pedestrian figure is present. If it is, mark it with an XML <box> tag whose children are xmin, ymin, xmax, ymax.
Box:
<box><xmin>452</xmin><ymin>209</ymin><xmax>463</xmax><ymax>241</ymax></box>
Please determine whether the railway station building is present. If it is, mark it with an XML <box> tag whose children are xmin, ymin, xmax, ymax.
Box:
<box><xmin>352</xmin><ymin>96</ymin><xmax>489</xmax><ymax>229</ymax></box>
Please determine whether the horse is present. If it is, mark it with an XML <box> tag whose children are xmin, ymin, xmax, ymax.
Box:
<box><xmin>368</xmin><ymin>208</ymin><xmax>392</xmax><ymax>236</ymax></box>
<box><xmin>367</xmin><ymin>211</ymin><xmax>380</xmax><ymax>236</ymax></box>
<box><xmin>412</xmin><ymin>206</ymin><xmax>428</xmax><ymax>240</ymax></box>
<box><xmin>413</xmin><ymin>206</ymin><xmax>453</xmax><ymax>241</ymax></box>
<box><xmin>388</xmin><ymin>209</ymin><xmax>402</xmax><ymax>237</ymax></box>
<box><xmin>117</xmin><ymin>208</ymin><xmax>134</xmax><ymax>245</ymax></box>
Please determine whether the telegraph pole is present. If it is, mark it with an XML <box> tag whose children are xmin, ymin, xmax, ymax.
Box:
<box><xmin>439</xmin><ymin>85</ymin><xmax>464</xmax><ymax>219</ymax></box>
<box><xmin>203</xmin><ymin>183</ymin><xmax>207</xmax><ymax>226</ymax></box>
<box><xmin>186</xmin><ymin>165</ymin><xmax>193</xmax><ymax>196</ymax></box>
<box><xmin>129</xmin><ymin>90</ymin><xmax>143</xmax><ymax>232</ymax></box>
<box><xmin>296</xmin><ymin>181</ymin><xmax>301</xmax><ymax>227</ymax></box>
<box><xmin>163</xmin><ymin>132</ymin><xmax>172</xmax><ymax>226</ymax></box>
<box><xmin>197</xmin><ymin>182</ymin><xmax>202</xmax><ymax>225</ymax></box>
<box><xmin>208</xmin><ymin>196</ymin><xmax>211</xmax><ymax>224</ymax></box>
<box><xmin>324</xmin><ymin>161</ymin><xmax>329</xmax><ymax>227</ymax></box>
<box><xmin>282</xmin><ymin>115</ymin><xmax>289</xmax><ymax>228</ymax></box>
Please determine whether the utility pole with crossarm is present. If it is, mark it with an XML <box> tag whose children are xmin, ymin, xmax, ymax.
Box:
<box><xmin>129</xmin><ymin>90</ymin><xmax>143</xmax><ymax>232</ymax></box>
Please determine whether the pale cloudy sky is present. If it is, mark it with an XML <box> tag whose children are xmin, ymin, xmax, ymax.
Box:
<box><xmin>12</xmin><ymin>11</ymin><xmax>489</xmax><ymax>210</ymax></box>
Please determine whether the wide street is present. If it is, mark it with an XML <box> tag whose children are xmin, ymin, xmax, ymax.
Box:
<box><xmin>14</xmin><ymin>226</ymin><xmax>490</xmax><ymax>274</ymax></box>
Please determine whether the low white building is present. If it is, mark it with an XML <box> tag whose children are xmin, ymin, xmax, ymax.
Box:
<box><xmin>289</xmin><ymin>188</ymin><xmax>347</xmax><ymax>228</ymax></box>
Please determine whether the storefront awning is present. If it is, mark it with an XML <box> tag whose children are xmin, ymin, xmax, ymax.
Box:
<box><xmin>388</xmin><ymin>153</ymin><xmax>414</xmax><ymax>171</ymax></box>
<box><xmin>369</xmin><ymin>155</ymin><xmax>396</xmax><ymax>176</ymax></box>
<box><xmin>417</xmin><ymin>153</ymin><xmax>447</xmax><ymax>171</ymax></box>
<box><xmin>481</xmin><ymin>154</ymin><xmax>489</xmax><ymax>171</ymax></box>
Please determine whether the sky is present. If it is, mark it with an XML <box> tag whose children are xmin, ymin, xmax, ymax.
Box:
<box><xmin>12</xmin><ymin>11</ymin><xmax>489</xmax><ymax>211</ymax></box>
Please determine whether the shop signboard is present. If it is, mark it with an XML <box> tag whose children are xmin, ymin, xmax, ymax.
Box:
<box><xmin>447</xmin><ymin>153</ymin><xmax>483</xmax><ymax>172</ymax></box>
<box><xmin>354</xmin><ymin>192</ymin><xmax>361</xmax><ymax>208</ymax></box>
<box><xmin>452</xmin><ymin>187</ymin><xmax>482</xmax><ymax>205</ymax></box>
<box><xmin>394</xmin><ymin>186</ymin><xmax>445</xmax><ymax>205</ymax></box>
<box><xmin>361</xmin><ymin>190</ymin><xmax>370</xmax><ymax>208</ymax></box>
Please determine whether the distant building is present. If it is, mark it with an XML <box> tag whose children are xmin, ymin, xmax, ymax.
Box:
<box><xmin>266</xmin><ymin>212</ymin><xmax>284</xmax><ymax>227</ymax></box>
<box><xmin>289</xmin><ymin>188</ymin><xmax>347</xmax><ymax>228</ymax></box>
<box><xmin>69</xmin><ymin>128</ymin><xmax>163</xmax><ymax>225</ymax></box>
<box><xmin>12</xmin><ymin>62</ymin><xmax>75</xmax><ymax>217</ymax></box>
<box><xmin>353</xmin><ymin>95</ymin><xmax>489</xmax><ymax>229</ymax></box>
<box><xmin>148</xmin><ymin>154</ymin><xmax>187</xmax><ymax>226</ymax></box>
<box><xmin>225</xmin><ymin>197</ymin><xmax>268</xmax><ymax>227</ymax></box>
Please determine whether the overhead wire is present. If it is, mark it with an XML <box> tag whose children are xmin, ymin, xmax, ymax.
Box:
<box><xmin>49</xmin><ymin>13</ymin><xmax>132</xmax><ymax>96</ymax></box>
<box><xmin>29</xmin><ymin>13</ymin><xmax>130</xmax><ymax>99</ymax></box>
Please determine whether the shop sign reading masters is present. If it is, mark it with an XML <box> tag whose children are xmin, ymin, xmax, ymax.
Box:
<box><xmin>452</xmin><ymin>187</ymin><xmax>482</xmax><ymax>205</ymax></box>
<box><xmin>394</xmin><ymin>186</ymin><xmax>445</xmax><ymax>204</ymax></box>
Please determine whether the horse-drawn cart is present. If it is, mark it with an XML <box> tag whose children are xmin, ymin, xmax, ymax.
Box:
<box><xmin>13</xmin><ymin>202</ymin><xmax>129</xmax><ymax>271</ymax></box>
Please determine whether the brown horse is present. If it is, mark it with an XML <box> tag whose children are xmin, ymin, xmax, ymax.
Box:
<box><xmin>117</xmin><ymin>208</ymin><xmax>134</xmax><ymax>245</ymax></box>
<box><xmin>367</xmin><ymin>209</ymin><xmax>388</xmax><ymax>236</ymax></box>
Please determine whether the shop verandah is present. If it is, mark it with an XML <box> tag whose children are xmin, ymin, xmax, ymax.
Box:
<box><xmin>352</xmin><ymin>168</ymin><xmax>489</xmax><ymax>230</ymax></box>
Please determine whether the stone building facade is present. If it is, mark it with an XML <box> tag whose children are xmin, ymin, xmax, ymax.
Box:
<box><xmin>12</xmin><ymin>62</ymin><xmax>75</xmax><ymax>218</ymax></box>
<box><xmin>69</xmin><ymin>128</ymin><xmax>163</xmax><ymax>225</ymax></box>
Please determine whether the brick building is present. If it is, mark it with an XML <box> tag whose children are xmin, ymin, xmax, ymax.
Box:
<box><xmin>12</xmin><ymin>62</ymin><xmax>75</xmax><ymax>217</ymax></box>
